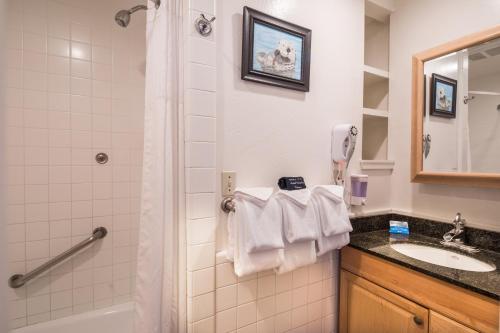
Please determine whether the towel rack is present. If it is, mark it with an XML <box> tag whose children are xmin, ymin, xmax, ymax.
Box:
<box><xmin>8</xmin><ymin>227</ymin><xmax>107</xmax><ymax>288</ymax></box>
<box><xmin>221</xmin><ymin>197</ymin><xmax>235</xmax><ymax>213</ymax></box>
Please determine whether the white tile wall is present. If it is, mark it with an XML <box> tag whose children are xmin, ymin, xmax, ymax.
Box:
<box><xmin>5</xmin><ymin>0</ymin><xmax>145</xmax><ymax>329</ymax></box>
<box><xmin>213</xmin><ymin>255</ymin><xmax>337</xmax><ymax>333</ymax></box>
<box><xmin>185</xmin><ymin>0</ymin><xmax>217</xmax><ymax>331</ymax></box>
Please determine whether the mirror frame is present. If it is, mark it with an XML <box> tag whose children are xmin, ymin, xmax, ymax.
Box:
<box><xmin>411</xmin><ymin>24</ymin><xmax>500</xmax><ymax>188</ymax></box>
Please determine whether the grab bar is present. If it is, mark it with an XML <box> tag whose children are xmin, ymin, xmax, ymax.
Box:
<box><xmin>8</xmin><ymin>227</ymin><xmax>107</xmax><ymax>288</ymax></box>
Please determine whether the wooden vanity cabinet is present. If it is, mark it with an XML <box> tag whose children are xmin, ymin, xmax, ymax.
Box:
<box><xmin>340</xmin><ymin>270</ymin><xmax>428</xmax><ymax>333</ymax></box>
<box><xmin>429</xmin><ymin>311</ymin><xmax>479</xmax><ymax>333</ymax></box>
<box><xmin>340</xmin><ymin>247</ymin><xmax>498</xmax><ymax>333</ymax></box>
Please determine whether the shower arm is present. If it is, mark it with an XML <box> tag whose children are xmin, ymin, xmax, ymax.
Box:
<box><xmin>130</xmin><ymin>0</ymin><xmax>161</xmax><ymax>13</ymax></box>
<box><xmin>129</xmin><ymin>4</ymin><xmax>148</xmax><ymax>13</ymax></box>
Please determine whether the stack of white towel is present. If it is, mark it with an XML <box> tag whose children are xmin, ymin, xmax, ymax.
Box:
<box><xmin>311</xmin><ymin>186</ymin><xmax>352</xmax><ymax>256</ymax></box>
<box><xmin>225</xmin><ymin>185</ymin><xmax>351</xmax><ymax>277</ymax></box>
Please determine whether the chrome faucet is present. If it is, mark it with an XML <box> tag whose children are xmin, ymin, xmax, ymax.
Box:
<box><xmin>443</xmin><ymin>212</ymin><xmax>465</xmax><ymax>244</ymax></box>
<box><xmin>441</xmin><ymin>213</ymin><xmax>479</xmax><ymax>253</ymax></box>
<box><xmin>440</xmin><ymin>213</ymin><xmax>480</xmax><ymax>253</ymax></box>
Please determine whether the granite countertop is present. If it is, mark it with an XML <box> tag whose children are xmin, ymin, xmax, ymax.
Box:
<box><xmin>348</xmin><ymin>229</ymin><xmax>500</xmax><ymax>300</ymax></box>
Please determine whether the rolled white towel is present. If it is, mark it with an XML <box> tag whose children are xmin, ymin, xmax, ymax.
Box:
<box><xmin>276</xmin><ymin>189</ymin><xmax>318</xmax><ymax>243</ymax></box>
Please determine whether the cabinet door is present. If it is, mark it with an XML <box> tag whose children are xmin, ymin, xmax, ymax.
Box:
<box><xmin>340</xmin><ymin>270</ymin><xmax>428</xmax><ymax>333</ymax></box>
<box><xmin>429</xmin><ymin>311</ymin><xmax>479</xmax><ymax>333</ymax></box>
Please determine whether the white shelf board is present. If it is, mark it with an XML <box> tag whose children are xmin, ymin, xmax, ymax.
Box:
<box><xmin>360</xmin><ymin>160</ymin><xmax>395</xmax><ymax>170</ymax></box>
<box><xmin>365</xmin><ymin>0</ymin><xmax>395</xmax><ymax>22</ymax></box>
<box><xmin>364</xmin><ymin>65</ymin><xmax>389</xmax><ymax>79</ymax></box>
<box><xmin>363</xmin><ymin>108</ymin><xmax>388</xmax><ymax>118</ymax></box>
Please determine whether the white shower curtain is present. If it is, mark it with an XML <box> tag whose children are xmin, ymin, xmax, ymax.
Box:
<box><xmin>134</xmin><ymin>0</ymin><xmax>183</xmax><ymax>332</ymax></box>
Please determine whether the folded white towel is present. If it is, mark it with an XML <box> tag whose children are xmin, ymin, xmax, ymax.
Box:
<box><xmin>315</xmin><ymin>231</ymin><xmax>350</xmax><ymax>256</ymax></box>
<box><xmin>225</xmin><ymin>209</ymin><xmax>236</xmax><ymax>261</ymax></box>
<box><xmin>311</xmin><ymin>185</ymin><xmax>352</xmax><ymax>237</ymax></box>
<box><xmin>275</xmin><ymin>239</ymin><xmax>317</xmax><ymax>274</ymax></box>
<box><xmin>235</xmin><ymin>187</ymin><xmax>274</xmax><ymax>202</ymax></box>
<box><xmin>276</xmin><ymin>189</ymin><xmax>318</xmax><ymax>243</ymax></box>
<box><xmin>229</xmin><ymin>209</ymin><xmax>284</xmax><ymax>277</ymax></box>
<box><xmin>225</xmin><ymin>187</ymin><xmax>284</xmax><ymax>277</ymax></box>
<box><xmin>311</xmin><ymin>185</ymin><xmax>352</xmax><ymax>256</ymax></box>
<box><xmin>234</xmin><ymin>188</ymin><xmax>284</xmax><ymax>253</ymax></box>
<box><xmin>225</xmin><ymin>187</ymin><xmax>278</xmax><ymax>261</ymax></box>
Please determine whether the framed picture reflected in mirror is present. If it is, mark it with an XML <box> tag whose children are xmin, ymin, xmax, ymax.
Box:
<box><xmin>430</xmin><ymin>73</ymin><xmax>457</xmax><ymax>118</ymax></box>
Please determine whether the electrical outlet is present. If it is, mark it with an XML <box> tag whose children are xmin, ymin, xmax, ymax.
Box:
<box><xmin>222</xmin><ymin>171</ymin><xmax>236</xmax><ymax>196</ymax></box>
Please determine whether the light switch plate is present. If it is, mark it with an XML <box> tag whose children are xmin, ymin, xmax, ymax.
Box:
<box><xmin>222</xmin><ymin>171</ymin><xmax>236</xmax><ymax>196</ymax></box>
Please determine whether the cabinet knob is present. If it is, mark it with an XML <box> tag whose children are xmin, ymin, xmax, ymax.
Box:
<box><xmin>413</xmin><ymin>315</ymin><xmax>424</xmax><ymax>325</ymax></box>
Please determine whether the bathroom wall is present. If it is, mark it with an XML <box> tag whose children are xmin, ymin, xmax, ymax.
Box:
<box><xmin>5</xmin><ymin>0</ymin><xmax>145</xmax><ymax>328</ymax></box>
<box><xmin>184</xmin><ymin>0</ymin><xmax>384</xmax><ymax>332</ymax></box>
<box><xmin>210</xmin><ymin>0</ymin><xmax>383</xmax><ymax>332</ymax></box>
<box><xmin>389</xmin><ymin>0</ymin><xmax>500</xmax><ymax>231</ymax></box>
<box><xmin>216</xmin><ymin>0</ymin><xmax>392</xmax><ymax>214</ymax></box>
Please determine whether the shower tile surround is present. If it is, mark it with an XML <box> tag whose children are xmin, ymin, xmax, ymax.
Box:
<box><xmin>5</xmin><ymin>0</ymin><xmax>145</xmax><ymax>328</ymax></box>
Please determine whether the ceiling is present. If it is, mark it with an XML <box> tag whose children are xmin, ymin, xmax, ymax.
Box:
<box><xmin>468</xmin><ymin>38</ymin><xmax>500</xmax><ymax>80</ymax></box>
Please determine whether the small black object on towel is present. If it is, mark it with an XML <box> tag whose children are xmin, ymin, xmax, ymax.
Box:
<box><xmin>278</xmin><ymin>177</ymin><xmax>306</xmax><ymax>190</ymax></box>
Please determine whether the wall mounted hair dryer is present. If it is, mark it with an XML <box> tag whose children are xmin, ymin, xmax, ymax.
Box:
<box><xmin>332</xmin><ymin>124</ymin><xmax>358</xmax><ymax>185</ymax></box>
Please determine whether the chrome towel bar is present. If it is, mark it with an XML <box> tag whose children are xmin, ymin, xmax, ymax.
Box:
<box><xmin>8</xmin><ymin>227</ymin><xmax>108</xmax><ymax>289</ymax></box>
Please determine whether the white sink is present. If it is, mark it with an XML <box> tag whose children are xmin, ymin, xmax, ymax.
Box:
<box><xmin>390</xmin><ymin>243</ymin><xmax>496</xmax><ymax>272</ymax></box>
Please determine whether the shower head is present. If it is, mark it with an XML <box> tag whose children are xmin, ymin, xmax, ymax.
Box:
<box><xmin>115</xmin><ymin>9</ymin><xmax>132</xmax><ymax>27</ymax></box>
<box><xmin>115</xmin><ymin>0</ymin><xmax>160</xmax><ymax>28</ymax></box>
<box><xmin>115</xmin><ymin>5</ymin><xmax>146</xmax><ymax>27</ymax></box>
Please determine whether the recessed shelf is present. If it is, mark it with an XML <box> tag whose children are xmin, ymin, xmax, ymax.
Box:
<box><xmin>363</xmin><ymin>108</ymin><xmax>388</xmax><ymax>118</ymax></box>
<box><xmin>360</xmin><ymin>160</ymin><xmax>395</xmax><ymax>170</ymax></box>
<box><xmin>363</xmin><ymin>70</ymin><xmax>389</xmax><ymax>110</ymax></box>
<box><xmin>365</xmin><ymin>15</ymin><xmax>389</xmax><ymax>71</ymax></box>
<box><xmin>362</xmin><ymin>115</ymin><xmax>388</xmax><ymax>160</ymax></box>
<box><xmin>364</xmin><ymin>65</ymin><xmax>389</xmax><ymax>79</ymax></box>
<box><xmin>362</xmin><ymin>0</ymin><xmax>393</xmax><ymax>172</ymax></box>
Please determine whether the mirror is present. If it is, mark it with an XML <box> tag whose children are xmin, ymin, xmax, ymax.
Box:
<box><xmin>411</xmin><ymin>25</ymin><xmax>500</xmax><ymax>188</ymax></box>
<box><xmin>423</xmin><ymin>37</ymin><xmax>500</xmax><ymax>173</ymax></box>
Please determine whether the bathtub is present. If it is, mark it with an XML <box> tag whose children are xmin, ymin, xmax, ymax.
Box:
<box><xmin>11</xmin><ymin>302</ymin><xmax>134</xmax><ymax>333</ymax></box>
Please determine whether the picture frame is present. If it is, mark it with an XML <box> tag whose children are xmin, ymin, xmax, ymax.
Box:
<box><xmin>423</xmin><ymin>74</ymin><xmax>427</xmax><ymax>117</ymax></box>
<box><xmin>241</xmin><ymin>6</ymin><xmax>312</xmax><ymax>92</ymax></box>
<box><xmin>430</xmin><ymin>73</ymin><xmax>457</xmax><ymax>118</ymax></box>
